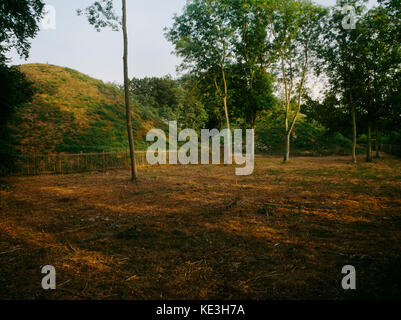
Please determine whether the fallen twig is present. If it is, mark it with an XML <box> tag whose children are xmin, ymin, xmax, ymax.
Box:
<box><xmin>0</xmin><ymin>246</ymin><xmax>22</xmax><ymax>255</ymax></box>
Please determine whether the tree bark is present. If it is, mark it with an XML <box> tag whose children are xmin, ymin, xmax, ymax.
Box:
<box><xmin>366</xmin><ymin>69</ymin><xmax>373</xmax><ymax>163</ymax></box>
<box><xmin>223</xmin><ymin>96</ymin><xmax>230</xmax><ymax>131</ymax></box>
<box><xmin>375</xmin><ymin>124</ymin><xmax>380</xmax><ymax>158</ymax></box>
<box><xmin>350</xmin><ymin>91</ymin><xmax>357</xmax><ymax>164</ymax></box>
<box><xmin>281</xmin><ymin>42</ymin><xmax>308</xmax><ymax>163</ymax></box>
<box><xmin>222</xmin><ymin>67</ymin><xmax>230</xmax><ymax>131</ymax></box>
<box><xmin>122</xmin><ymin>0</ymin><xmax>138</xmax><ymax>180</ymax></box>
<box><xmin>213</xmin><ymin>70</ymin><xmax>230</xmax><ymax>131</ymax></box>
<box><xmin>366</xmin><ymin>121</ymin><xmax>372</xmax><ymax>162</ymax></box>
<box><xmin>250</xmin><ymin>114</ymin><xmax>255</xmax><ymax>129</ymax></box>
<box><xmin>284</xmin><ymin>132</ymin><xmax>290</xmax><ymax>162</ymax></box>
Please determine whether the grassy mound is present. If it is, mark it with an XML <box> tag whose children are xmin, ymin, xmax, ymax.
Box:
<box><xmin>11</xmin><ymin>64</ymin><xmax>163</xmax><ymax>154</ymax></box>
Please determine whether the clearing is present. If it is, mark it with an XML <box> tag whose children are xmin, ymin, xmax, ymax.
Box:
<box><xmin>1</xmin><ymin>155</ymin><xmax>401</xmax><ymax>299</ymax></box>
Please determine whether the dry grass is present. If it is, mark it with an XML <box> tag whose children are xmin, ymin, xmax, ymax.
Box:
<box><xmin>1</xmin><ymin>155</ymin><xmax>401</xmax><ymax>300</ymax></box>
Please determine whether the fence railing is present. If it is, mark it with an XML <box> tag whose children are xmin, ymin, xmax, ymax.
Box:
<box><xmin>381</xmin><ymin>144</ymin><xmax>401</xmax><ymax>157</ymax></box>
<box><xmin>11</xmin><ymin>148</ymin><xmax>242</xmax><ymax>176</ymax></box>
<box><xmin>14</xmin><ymin>151</ymin><xmax>152</xmax><ymax>176</ymax></box>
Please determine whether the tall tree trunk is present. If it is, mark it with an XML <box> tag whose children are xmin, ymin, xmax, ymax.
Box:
<box><xmin>221</xmin><ymin>67</ymin><xmax>230</xmax><ymax>131</ymax></box>
<box><xmin>284</xmin><ymin>132</ymin><xmax>290</xmax><ymax>162</ymax></box>
<box><xmin>366</xmin><ymin>120</ymin><xmax>372</xmax><ymax>162</ymax></box>
<box><xmin>284</xmin><ymin>114</ymin><xmax>289</xmax><ymax>162</ymax></box>
<box><xmin>366</xmin><ymin>70</ymin><xmax>373</xmax><ymax>163</ymax></box>
<box><xmin>375</xmin><ymin>123</ymin><xmax>380</xmax><ymax>158</ymax></box>
<box><xmin>281</xmin><ymin>53</ymin><xmax>290</xmax><ymax>163</ymax></box>
<box><xmin>250</xmin><ymin>114</ymin><xmax>255</xmax><ymax>129</ymax></box>
<box><xmin>223</xmin><ymin>96</ymin><xmax>230</xmax><ymax>131</ymax></box>
<box><xmin>122</xmin><ymin>0</ymin><xmax>137</xmax><ymax>180</ymax></box>
<box><xmin>350</xmin><ymin>91</ymin><xmax>357</xmax><ymax>164</ymax></box>
<box><xmin>281</xmin><ymin>46</ymin><xmax>308</xmax><ymax>163</ymax></box>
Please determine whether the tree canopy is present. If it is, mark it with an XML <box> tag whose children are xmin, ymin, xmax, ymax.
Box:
<box><xmin>0</xmin><ymin>0</ymin><xmax>44</xmax><ymax>62</ymax></box>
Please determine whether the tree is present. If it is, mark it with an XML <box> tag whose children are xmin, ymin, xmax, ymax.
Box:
<box><xmin>303</xmin><ymin>93</ymin><xmax>353</xmax><ymax>136</ymax></box>
<box><xmin>130</xmin><ymin>76</ymin><xmax>180</xmax><ymax>115</ymax></box>
<box><xmin>318</xmin><ymin>0</ymin><xmax>400</xmax><ymax>162</ymax></box>
<box><xmin>0</xmin><ymin>65</ymin><xmax>34</xmax><ymax>174</ymax></box>
<box><xmin>130</xmin><ymin>75</ymin><xmax>208</xmax><ymax>131</ymax></box>
<box><xmin>353</xmin><ymin>6</ymin><xmax>386</xmax><ymax>161</ymax></box>
<box><xmin>77</xmin><ymin>0</ymin><xmax>138</xmax><ymax>180</ymax></box>
<box><xmin>318</xmin><ymin>0</ymin><xmax>368</xmax><ymax>163</ymax></box>
<box><xmin>227</xmin><ymin>0</ymin><xmax>276</xmax><ymax>129</ymax></box>
<box><xmin>265</xmin><ymin>0</ymin><xmax>327</xmax><ymax>161</ymax></box>
<box><xmin>190</xmin><ymin>70</ymin><xmax>225</xmax><ymax>129</ymax></box>
<box><xmin>228</xmin><ymin>64</ymin><xmax>275</xmax><ymax>128</ymax></box>
<box><xmin>0</xmin><ymin>0</ymin><xmax>44</xmax><ymax>62</ymax></box>
<box><xmin>166</xmin><ymin>0</ymin><xmax>235</xmax><ymax>131</ymax></box>
<box><xmin>357</xmin><ymin>1</ymin><xmax>401</xmax><ymax>160</ymax></box>
<box><xmin>0</xmin><ymin>0</ymin><xmax>44</xmax><ymax>174</ymax></box>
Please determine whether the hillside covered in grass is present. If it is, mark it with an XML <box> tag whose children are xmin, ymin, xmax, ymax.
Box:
<box><xmin>10</xmin><ymin>64</ymin><xmax>164</xmax><ymax>154</ymax></box>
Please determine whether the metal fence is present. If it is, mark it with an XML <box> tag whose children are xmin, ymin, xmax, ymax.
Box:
<box><xmin>14</xmin><ymin>151</ymin><xmax>151</xmax><ymax>176</ymax></box>
<box><xmin>11</xmin><ymin>149</ymin><xmax>233</xmax><ymax>176</ymax></box>
<box><xmin>381</xmin><ymin>144</ymin><xmax>401</xmax><ymax>157</ymax></box>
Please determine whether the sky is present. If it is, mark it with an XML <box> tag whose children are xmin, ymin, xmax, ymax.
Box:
<box><xmin>8</xmin><ymin>0</ymin><xmax>378</xmax><ymax>84</ymax></box>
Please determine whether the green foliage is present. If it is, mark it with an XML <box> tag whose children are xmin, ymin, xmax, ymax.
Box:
<box><xmin>0</xmin><ymin>0</ymin><xmax>44</xmax><ymax>174</ymax></box>
<box><xmin>256</xmin><ymin>109</ymin><xmax>356</xmax><ymax>156</ymax></box>
<box><xmin>0</xmin><ymin>0</ymin><xmax>44</xmax><ymax>62</ymax></box>
<box><xmin>76</xmin><ymin>0</ymin><xmax>121</xmax><ymax>32</ymax></box>
<box><xmin>167</xmin><ymin>0</ymin><xmax>329</xmax><ymax>157</ymax></box>
<box><xmin>130</xmin><ymin>76</ymin><xmax>208</xmax><ymax>131</ymax></box>
<box><xmin>228</xmin><ymin>65</ymin><xmax>276</xmax><ymax>128</ymax></box>
<box><xmin>0</xmin><ymin>64</ymin><xmax>34</xmax><ymax>175</ymax></box>
<box><xmin>309</xmin><ymin>0</ymin><xmax>401</xmax><ymax>159</ymax></box>
<box><xmin>3</xmin><ymin>0</ymin><xmax>400</xmax><ymax>166</ymax></box>
<box><xmin>165</xmin><ymin>0</ymin><xmax>235</xmax><ymax>74</ymax></box>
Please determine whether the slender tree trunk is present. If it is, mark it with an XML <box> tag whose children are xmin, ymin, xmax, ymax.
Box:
<box><xmin>281</xmin><ymin>53</ymin><xmax>290</xmax><ymax>163</ymax></box>
<box><xmin>213</xmin><ymin>69</ymin><xmax>230</xmax><ymax>131</ymax></box>
<box><xmin>221</xmin><ymin>67</ymin><xmax>230</xmax><ymax>131</ymax></box>
<box><xmin>366</xmin><ymin>120</ymin><xmax>372</xmax><ymax>162</ymax></box>
<box><xmin>281</xmin><ymin>45</ymin><xmax>308</xmax><ymax>163</ymax></box>
<box><xmin>284</xmin><ymin>132</ymin><xmax>290</xmax><ymax>162</ymax></box>
<box><xmin>350</xmin><ymin>91</ymin><xmax>357</xmax><ymax>164</ymax></box>
<box><xmin>122</xmin><ymin>0</ymin><xmax>137</xmax><ymax>180</ymax></box>
<box><xmin>250</xmin><ymin>114</ymin><xmax>255</xmax><ymax>129</ymax></box>
<box><xmin>283</xmin><ymin>106</ymin><xmax>289</xmax><ymax>162</ymax></box>
<box><xmin>366</xmin><ymin>69</ymin><xmax>373</xmax><ymax>163</ymax></box>
<box><xmin>223</xmin><ymin>96</ymin><xmax>230</xmax><ymax>131</ymax></box>
<box><xmin>375</xmin><ymin>124</ymin><xmax>380</xmax><ymax>158</ymax></box>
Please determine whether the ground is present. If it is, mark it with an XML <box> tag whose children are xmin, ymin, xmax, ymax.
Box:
<box><xmin>1</xmin><ymin>155</ymin><xmax>401</xmax><ymax>300</ymax></box>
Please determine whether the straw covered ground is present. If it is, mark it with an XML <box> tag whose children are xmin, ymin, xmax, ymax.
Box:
<box><xmin>1</xmin><ymin>155</ymin><xmax>401</xmax><ymax>299</ymax></box>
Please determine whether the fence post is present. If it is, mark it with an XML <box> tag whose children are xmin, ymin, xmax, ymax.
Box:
<box><xmin>33</xmin><ymin>153</ymin><xmax>36</xmax><ymax>175</ymax></box>
<box><xmin>58</xmin><ymin>153</ymin><xmax>62</xmax><ymax>174</ymax></box>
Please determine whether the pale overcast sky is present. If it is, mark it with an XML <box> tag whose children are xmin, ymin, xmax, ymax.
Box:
<box><xmin>7</xmin><ymin>0</ymin><xmax>378</xmax><ymax>84</ymax></box>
